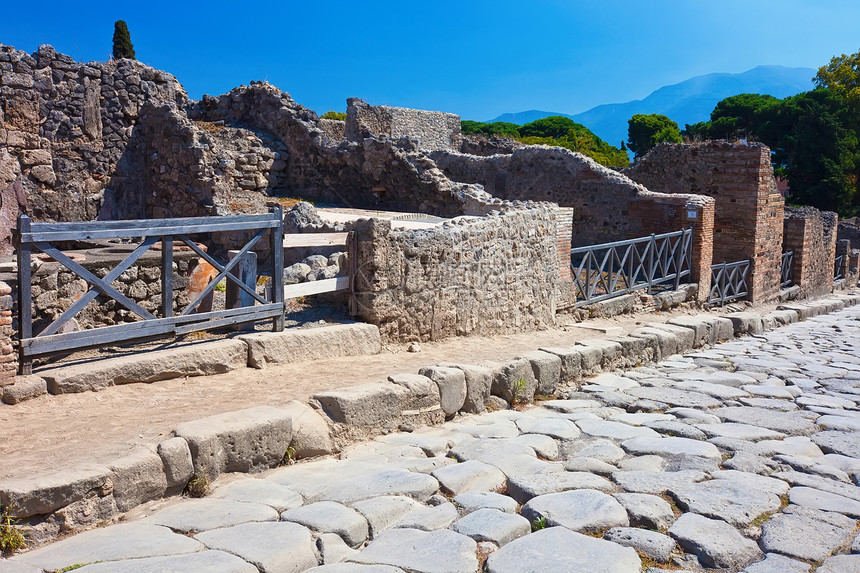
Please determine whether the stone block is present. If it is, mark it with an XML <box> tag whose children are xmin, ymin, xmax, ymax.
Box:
<box><xmin>488</xmin><ymin>357</ymin><xmax>537</xmax><ymax>404</ymax></box>
<box><xmin>240</xmin><ymin>323</ymin><xmax>381</xmax><ymax>368</ymax></box>
<box><xmin>538</xmin><ymin>347</ymin><xmax>582</xmax><ymax>383</ymax></box>
<box><xmin>173</xmin><ymin>406</ymin><xmax>294</xmax><ymax>479</ymax></box>
<box><xmin>314</xmin><ymin>383</ymin><xmax>409</xmax><ymax>426</ymax></box>
<box><xmin>727</xmin><ymin>312</ymin><xmax>764</xmax><ymax>336</ymax></box>
<box><xmin>576</xmin><ymin>339</ymin><xmax>624</xmax><ymax>370</ymax></box>
<box><xmin>520</xmin><ymin>350</ymin><xmax>561</xmax><ymax>396</ymax></box>
<box><xmin>418</xmin><ymin>366</ymin><xmax>466</xmax><ymax>416</ymax></box>
<box><xmin>645</xmin><ymin>322</ymin><xmax>696</xmax><ymax>352</ymax></box>
<box><xmin>630</xmin><ymin>327</ymin><xmax>680</xmax><ymax>360</ymax></box>
<box><xmin>439</xmin><ymin>363</ymin><xmax>492</xmax><ymax>413</ymax></box>
<box><xmin>1</xmin><ymin>375</ymin><xmax>47</xmax><ymax>404</ymax></box>
<box><xmin>667</xmin><ymin>315</ymin><xmax>718</xmax><ymax>346</ymax></box>
<box><xmin>157</xmin><ymin>437</ymin><xmax>194</xmax><ymax>490</ymax></box>
<box><xmin>108</xmin><ymin>448</ymin><xmax>168</xmax><ymax>512</ymax></box>
<box><xmin>582</xmin><ymin>293</ymin><xmax>636</xmax><ymax>317</ymax></box>
<box><xmin>610</xmin><ymin>336</ymin><xmax>653</xmax><ymax>368</ymax></box>
<box><xmin>0</xmin><ymin>465</ymin><xmax>111</xmax><ymax>518</ymax></box>
<box><xmin>41</xmin><ymin>339</ymin><xmax>247</xmax><ymax>394</ymax></box>
<box><xmin>777</xmin><ymin>303</ymin><xmax>816</xmax><ymax>320</ymax></box>
<box><xmin>281</xmin><ymin>399</ymin><xmax>336</xmax><ymax>458</ymax></box>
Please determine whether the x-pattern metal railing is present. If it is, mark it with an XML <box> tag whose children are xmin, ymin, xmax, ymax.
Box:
<box><xmin>709</xmin><ymin>259</ymin><xmax>750</xmax><ymax>305</ymax></box>
<box><xmin>570</xmin><ymin>227</ymin><xmax>693</xmax><ymax>307</ymax></box>
<box><xmin>780</xmin><ymin>250</ymin><xmax>794</xmax><ymax>288</ymax></box>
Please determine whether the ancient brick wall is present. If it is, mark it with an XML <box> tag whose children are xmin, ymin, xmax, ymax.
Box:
<box><xmin>431</xmin><ymin>145</ymin><xmax>715</xmax><ymax>299</ymax></box>
<box><xmin>782</xmin><ymin>207</ymin><xmax>837</xmax><ymax>298</ymax></box>
<box><xmin>625</xmin><ymin>141</ymin><xmax>784</xmax><ymax>303</ymax></box>
<box><xmin>346</xmin><ymin>98</ymin><xmax>462</xmax><ymax>152</ymax></box>
<box><xmin>0</xmin><ymin>281</ymin><xmax>14</xmax><ymax>383</ymax></box>
<box><xmin>351</xmin><ymin>205</ymin><xmax>560</xmax><ymax>342</ymax></box>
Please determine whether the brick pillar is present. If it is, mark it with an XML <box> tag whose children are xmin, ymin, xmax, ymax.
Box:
<box><xmin>688</xmin><ymin>200</ymin><xmax>714</xmax><ymax>303</ymax></box>
<box><xmin>554</xmin><ymin>206</ymin><xmax>576</xmax><ymax>309</ymax></box>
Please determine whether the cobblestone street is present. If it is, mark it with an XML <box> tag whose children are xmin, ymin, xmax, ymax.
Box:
<box><xmin>6</xmin><ymin>306</ymin><xmax>860</xmax><ymax>573</ymax></box>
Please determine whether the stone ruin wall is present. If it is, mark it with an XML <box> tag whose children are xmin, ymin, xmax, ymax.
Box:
<box><xmin>0</xmin><ymin>281</ymin><xmax>13</xmax><ymax>382</ymax></box>
<box><xmin>782</xmin><ymin>206</ymin><xmax>838</xmax><ymax>298</ymax></box>
<box><xmin>346</xmin><ymin>98</ymin><xmax>463</xmax><ymax>152</ymax></box>
<box><xmin>350</xmin><ymin>204</ymin><xmax>560</xmax><ymax>342</ymax></box>
<box><xmin>431</xmin><ymin>145</ymin><xmax>715</xmax><ymax>301</ymax></box>
<box><xmin>625</xmin><ymin>141</ymin><xmax>785</xmax><ymax>304</ymax></box>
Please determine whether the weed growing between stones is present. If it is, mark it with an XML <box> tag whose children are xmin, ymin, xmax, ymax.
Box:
<box><xmin>0</xmin><ymin>506</ymin><xmax>27</xmax><ymax>556</ymax></box>
<box><xmin>531</xmin><ymin>516</ymin><xmax>547</xmax><ymax>531</ymax></box>
<box><xmin>184</xmin><ymin>471</ymin><xmax>211</xmax><ymax>498</ymax></box>
<box><xmin>512</xmin><ymin>378</ymin><xmax>529</xmax><ymax>407</ymax></box>
<box><xmin>281</xmin><ymin>446</ymin><xmax>297</xmax><ymax>466</ymax></box>
<box><xmin>56</xmin><ymin>564</ymin><xmax>96</xmax><ymax>572</ymax></box>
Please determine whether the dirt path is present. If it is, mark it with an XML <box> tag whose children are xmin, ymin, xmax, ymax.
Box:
<box><xmin>0</xmin><ymin>303</ymin><xmax>772</xmax><ymax>480</ymax></box>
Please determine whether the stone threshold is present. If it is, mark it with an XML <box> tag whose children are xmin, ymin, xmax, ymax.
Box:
<box><xmin>2</xmin><ymin>291</ymin><xmax>859</xmax><ymax>548</ymax></box>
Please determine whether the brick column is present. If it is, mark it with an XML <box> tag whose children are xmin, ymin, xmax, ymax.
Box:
<box><xmin>554</xmin><ymin>206</ymin><xmax>576</xmax><ymax>309</ymax></box>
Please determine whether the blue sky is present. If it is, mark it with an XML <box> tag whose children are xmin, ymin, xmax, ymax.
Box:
<box><xmin>2</xmin><ymin>1</ymin><xmax>859</xmax><ymax>120</ymax></box>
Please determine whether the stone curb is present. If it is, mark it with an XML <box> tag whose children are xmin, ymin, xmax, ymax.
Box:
<box><xmin>3</xmin><ymin>291</ymin><xmax>859</xmax><ymax>548</ymax></box>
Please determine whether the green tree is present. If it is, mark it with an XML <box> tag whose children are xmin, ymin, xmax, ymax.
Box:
<box><xmin>815</xmin><ymin>50</ymin><xmax>860</xmax><ymax>110</ymax></box>
<box><xmin>112</xmin><ymin>20</ymin><xmax>136</xmax><ymax>60</ymax></box>
<box><xmin>518</xmin><ymin>116</ymin><xmax>578</xmax><ymax>138</ymax></box>
<box><xmin>627</xmin><ymin>114</ymin><xmax>682</xmax><ymax>158</ymax></box>
<box><xmin>461</xmin><ymin>120</ymin><xmax>520</xmax><ymax>137</ymax></box>
<box><xmin>321</xmin><ymin>111</ymin><xmax>347</xmax><ymax>121</ymax></box>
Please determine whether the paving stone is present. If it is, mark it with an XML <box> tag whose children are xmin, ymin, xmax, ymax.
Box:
<box><xmin>610</xmin><ymin>413</ymin><xmax>675</xmax><ymax>427</ymax></box>
<box><xmin>351</xmin><ymin>496</ymin><xmax>424</xmax><ymax>539</ymax></box>
<box><xmin>742</xmin><ymin>384</ymin><xmax>796</xmax><ymax>399</ymax></box>
<box><xmin>562</xmin><ymin>438</ymin><xmax>626</xmax><ymax>463</ymax></box>
<box><xmin>743</xmin><ymin>553</ymin><xmax>811</xmax><ymax>573</ymax></box>
<box><xmin>788</xmin><ymin>486</ymin><xmax>860</xmax><ymax>517</ymax></box>
<box><xmin>812</xmin><ymin>430</ymin><xmax>860</xmax><ymax>458</ymax></box>
<box><xmin>376</xmin><ymin>433</ymin><xmax>450</xmax><ymax>457</ymax></box>
<box><xmin>418</xmin><ymin>366</ymin><xmax>467</xmax><ymax>416</ymax></box>
<box><xmin>617</xmin><ymin>455</ymin><xmax>666</xmax><ymax>472</ymax></box>
<box><xmin>712</xmin><ymin>406</ymin><xmax>817</xmax><ymax>435</ymax></box>
<box><xmin>589</xmin><ymin>372</ymin><xmax>639</xmax><ymax>389</ymax></box>
<box><xmin>394</xmin><ymin>501</ymin><xmax>458</xmax><ymax>531</ymax></box>
<box><xmin>612</xmin><ymin>470</ymin><xmax>707</xmax><ymax>494</ymax></box>
<box><xmin>449</xmin><ymin>438</ymin><xmax>561</xmax><ymax>477</ymax></box>
<box><xmin>172</xmin><ymin>405</ymin><xmax>293</xmax><ymax>478</ymax></box>
<box><xmin>613</xmin><ymin>492</ymin><xmax>676</xmax><ymax>530</ymax></box>
<box><xmin>666</xmin><ymin>407</ymin><xmax>721</xmax><ymax>424</ymax></box>
<box><xmin>773</xmin><ymin>470</ymin><xmax>860</xmax><ymax>501</ymax></box>
<box><xmin>797</xmin><ymin>394</ymin><xmax>856</xmax><ymax>409</ymax></box>
<box><xmin>667</xmin><ymin>471</ymin><xmax>787</xmax><ymax>527</ymax></box>
<box><xmin>576</xmin><ymin>418</ymin><xmax>661</xmax><ymax>440</ymax></box>
<box><xmin>145</xmin><ymin>498</ymin><xmax>279</xmax><ymax>533</ymax></box>
<box><xmin>485</xmin><ymin>526</ymin><xmax>641</xmax><ymax>573</ymax></box>
<box><xmin>668</xmin><ymin>512</ymin><xmax>763</xmax><ymax>569</ymax></box>
<box><xmin>453</xmin><ymin>491</ymin><xmax>518</xmax><ymax>514</ymax></box>
<box><xmin>817</xmin><ymin>415</ymin><xmax>860</xmax><ymax>432</ymax></box>
<box><xmin>350</xmin><ymin>528</ymin><xmax>477</xmax><ymax>573</ymax></box>
<box><xmin>564</xmin><ymin>456</ymin><xmax>617</xmax><ymax>475</ymax></box>
<box><xmin>281</xmin><ymin>501</ymin><xmax>368</xmax><ymax>547</ymax></box>
<box><xmin>14</xmin><ymin>523</ymin><xmax>203</xmax><ymax>571</ymax></box>
<box><xmin>71</xmin><ymin>551</ymin><xmax>258</xmax><ymax>572</ymax></box>
<box><xmin>452</xmin><ymin>508</ymin><xmax>530</xmax><ymax>546</ymax></box>
<box><xmin>723</xmin><ymin>452</ymin><xmax>779</xmax><ymax>474</ymax></box>
<box><xmin>431</xmin><ymin>460</ymin><xmax>506</xmax><ymax>495</ymax></box>
<box><xmin>759</xmin><ymin>505</ymin><xmax>856</xmax><ymax>562</ymax></box>
<box><xmin>627</xmin><ymin>386</ymin><xmax>722</xmax><ymax>409</ymax></box>
<box><xmin>755</xmin><ymin>435</ymin><xmax>825</xmax><ymax>457</ymax></box>
<box><xmin>516</xmin><ymin>417</ymin><xmax>580</xmax><ymax>439</ymax></box>
<box><xmin>453</xmin><ymin>420</ymin><xmax>519</xmax><ymax>438</ymax></box>
<box><xmin>340</xmin><ymin>441</ymin><xmax>426</xmax><ymax>463</ymax></box>
<box><xmin>507</xmin><ymin>471</ymin><xmax>615</xmax><ymax>503</ymax></box>
<box><xmin>541</xmin><ymin>399</ymin><xmax>602</xmax><ymax>412</ymax></box>
<box><xmin>621</xmin><ymin>436</ymin><xmax>721</xmax><ymax>460</ymax></box>
<box><xmin>212</xmin><ymin>477</ymin><xmax>303</xmax><ymax>512</ymax></box>
<box><xmin>317</xmin><ymin>532</ymin><xmax>360</xmax><ymax>565</ymax></box>
<box><xmin>520</xmin><ymin>489</ymin><xmax>629</xmax><ymax>532</ymax></box>
<box><xmin>644</xmin><ymin>420</ymin><xmax>708</xmax><ymax>440</ymax></box>
<box><xmin>305</xmin><ymin>565</ymin><xmax>405</xmax><ymax>573</ymax></box>
<box><xmin>818</xmin><ymin>555</ymin><xmax>860</xmax><ymax>573</ymax></box>
<box><xmin>740</xmin><ymin>396</ymin><xmax>800</xmax><ymax>411</ymax></box>
<box><xmin>696</xmin><ymin>422</ymin><xmax>785</xmax><ymax>441</ymax></box>
<box><xmin>322</xmin><ymin>468</ymin><xmax>439</xmax><ymax>504</ymax></box>
<box><xmin>604</xmin><ymin>527</ymin><xmax>676</xmax><ymax>563</ymax></box>
<box><xmin>511</xmin><ymin>433</ymin><xmax>558</xmax><ymax>460</ymax></box>
<box><xmin>195</xmin><ymin>521</ymin><xmax>317</xmax><ymax>572</ymax></box>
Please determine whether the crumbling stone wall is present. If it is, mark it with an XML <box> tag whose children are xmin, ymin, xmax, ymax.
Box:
<box><xmin>837</xmin><ymin>217</ymin><xmax>860</xmax><ymax>250</ymax></box>
<box><xmin>0</xmin><ymin>281</ymin><xmax>14</xmax><ymax>383</ymax></box>
<box><xmin>0</xmin><ymin>44</ymin><xmax>187</xmax><ymax>236</ymax></box>
<box><xmin>431</xmin><ymin>145</ymin><xmax>714</xmax><ymax>301</ymax></box>
<box><xmin>625</xmin><ymin>141</ymin><xmax>784</xmax><ymax>304</ymax></box>
<box><xmin>350</xmin><ymin>204</ymin><xmax>560</xmax><ymax>342</ymax></box>
<box><xmin>346</xmin><ymin>98</ymin><xmax>462</xmax><ymax>152</ymax></box>
<box><xmin>783</xmin><ymin>207</ymin><xmax>838</xmax><ymax>298</ymax></box>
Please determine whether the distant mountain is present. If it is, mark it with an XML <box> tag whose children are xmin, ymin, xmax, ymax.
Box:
<box><xmin>488</xmin><ymin>65</ymin><xmax>816</xmax><ymax>148</ymax></box>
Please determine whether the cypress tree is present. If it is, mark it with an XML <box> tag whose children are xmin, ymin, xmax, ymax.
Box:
<box><xmin>112</xmin><ymin>20</ymin><xmax>136</xmax><ymax>60</ymax></box>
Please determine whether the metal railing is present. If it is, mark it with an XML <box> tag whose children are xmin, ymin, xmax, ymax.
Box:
<box><xmin>834</xmin><ymin>254</ymin><xmax>845</xmax><ymax>281</ymax></box>
<box><xmin>780</xmin><ymin>250</ymin><xmax>794</xmax><ymax>288</ymax></box>
<box><xmin>16</xmin><ymin>207</ymin><xmax>286</xmax><ymax>374</ymax></box>
<box><xmin>709</xmin><ymin>259</ymin><xmax>751</xmax><ymax>305</ymax></box>
<box><xmin>570</xmin><ymin>227</ymin><xmax>693</xmax><ymax>307</ymax></box>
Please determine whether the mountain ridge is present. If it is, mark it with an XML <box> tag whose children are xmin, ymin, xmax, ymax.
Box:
<box><xmin>487</xmin><ymin>65</ymin><xmax>815</xmax><ymax>147</ymax></box>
